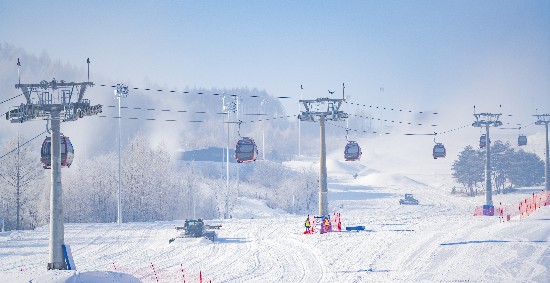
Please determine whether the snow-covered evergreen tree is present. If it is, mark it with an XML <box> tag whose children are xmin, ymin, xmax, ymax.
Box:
<box><xmin>452</xmin><ymin>145</ymin><xmax>484</xmax><ymax>196</ymax></box>
<box><xmin>452</xmin><ymin>142</ymin><xmax>544</xmax><ymax>196</ymax></box>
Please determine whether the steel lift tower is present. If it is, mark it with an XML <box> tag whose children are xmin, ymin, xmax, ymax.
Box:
<box><xmin>298</xmin><ymin>87</ymin><xmax>348</xmax><ymax>216</ymax></box>
<box><xmin>472</xmin><ymin>112</ymin><xmax>503</xmax><ymax>209</ymax></box>
<box><xmin>534</xmin><ymin>114</ymin><xmax>550</xmax><ymax>191</ymax></box>
<box><xmin>5</xmin><ymin>78</ymin><xmax>102</xmax><ymax>270</ymax></box>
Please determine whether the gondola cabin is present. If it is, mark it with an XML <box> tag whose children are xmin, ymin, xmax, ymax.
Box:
<box><xmin>433</xmin><ymin>143</ymin><xmax>446</xmax><ymax>159</ymax></box>
<box><xmin>235</xmin><ymin>137</ymin><xmax>258</xmax><ymax>163</ymax></box>
<box><xmin>344</xmin><ymin>141</ymin><xmax>362</xmax><ymax>161</ymax></box>
<box><xmin>479</xmin><ymin>134</ymin><xmax>487</xmax><ymax>149</ymax></box>
<box><xmin>518</xmin><ymin>135</ymin><xmax>527</xmax><ymax>146</ymax></box>
<box><xmin>40</xmin><ymin>134</ymin><xmax>74</xmax><ymax>169</ymax></box>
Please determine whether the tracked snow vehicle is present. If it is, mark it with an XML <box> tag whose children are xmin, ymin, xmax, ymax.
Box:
<box><xmin>169</xmin><ymin>219</ymin><xmax>220</xmax><ymax>243</ymax></box>
<box><xmin>399</xmin><ymin>194</ymin><xmax>419</xmax><ymax>205</ymax></box>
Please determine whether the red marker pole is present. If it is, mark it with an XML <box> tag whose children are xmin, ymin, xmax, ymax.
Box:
<box><xmin>181</xmin><ymin>263</ymin><xmax>185</xmax><ymax>283</ymax></box>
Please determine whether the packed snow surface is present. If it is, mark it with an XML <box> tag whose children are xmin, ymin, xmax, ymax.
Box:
<box><xmin>2</xmin><ymin>157</ymin><xmax>550</xmax><ymax>282</ymax></box>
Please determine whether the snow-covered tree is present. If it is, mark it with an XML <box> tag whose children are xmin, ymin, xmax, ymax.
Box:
<box><xmin>245</xmin><ymin>161</ymin><xmax>317</xmax><ymax>213</ymax></box>
<box><xmin>452</xmin><ymin>142</ymin><xmax>544</xmax><ymax>196</ymax></box>
<box><xmin>490</xmin><ymin>141</ymin><xmax>514</xmax><ymax>194</ymax></box>
<box><xmin>507</xmin><ymin>150</ymin><xmax>544</xmax><ymax>188</ymax></box>
<box><xmin>452</xmin><ymin>145</ymin><xmax>484</xmax><ymax>196</ymax></box>
<box><xmin>0</xmin><ymin>134</ymin><xmax>43</xmax><ymax>230</ymax></box>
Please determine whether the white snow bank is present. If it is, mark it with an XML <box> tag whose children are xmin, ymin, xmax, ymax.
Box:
<box><xmin>4</xmin><ymin>270</ymin><xmax>141</xmax><ymax>283</ymax></box>
<box><xmin>352</xmin><ymin>172</ymin><xmax>427</xmax><ymax>188</ymax></box>
<box><xmin>282</xmin><ymin>159</ymin><xmax>317</xmax><ymax>172</ymax></box>
<box><xmin>284</xmin><ymin>158</ymin><xmax>372</xmax><ymax>180</ymax></box>
<box><xmin>325</xmin><ymin>158</ymin><xmax>366</xmax><ymax>179</ymax></box>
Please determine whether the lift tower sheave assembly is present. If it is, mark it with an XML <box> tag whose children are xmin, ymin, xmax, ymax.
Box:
<box><xmin>472</xmin><ymin>112</ymin><xmax>503</xmax><ymax>209</ymax></box>
<box><xmin>5</xmin><ymin>78</ymin><xmax>102</xmax><ymax>270</ymax></box>
<box><xmin>534</xmin><ymin>114</ymin><xmax>550</xmax><ymax>191</ymax></box>
<box><xmin>298</xmin><ymin>89</ymin><xmax>348</xmax><ymax>216</ymax></box>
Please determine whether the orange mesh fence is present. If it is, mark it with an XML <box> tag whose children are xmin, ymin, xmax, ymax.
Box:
<box><xmin>474</xmin><ymin>190</ymin><xmax>550</xmax><ymax>221</ymax></box>
<box><xmin>519</xmin><ymin>190</ymin><xmax>550</xmax><ymax>219</ymax></box>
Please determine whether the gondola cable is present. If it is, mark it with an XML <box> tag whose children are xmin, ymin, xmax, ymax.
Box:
<box><xmin>344</xmin><ymin>100</ymin><xmax>439</xmax><ymax>115</ymax></box>
<box><xmin>0</xmin><ymin>130</ymin><xmax>48</xmax><ymax>161</ymax></box>
<box><xmin>0</xmin><ymin>94</ymin><xmax>23</xmax><ymax>106</ymax></box>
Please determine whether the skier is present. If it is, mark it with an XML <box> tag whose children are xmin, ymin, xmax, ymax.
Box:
<box><xmin>304</xmin><ymin>215</ymin><xmax>311</xmax><ymax>234</ymax></box>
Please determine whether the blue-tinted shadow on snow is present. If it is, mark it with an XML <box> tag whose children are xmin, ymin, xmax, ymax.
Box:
<box><xmin>328</xmin><ymin>183</ymin><xmax>383</xmax><ymax>191</ymax></box>
<box><xmin>216</xmin><ymin>237</ymin><xmax>249</xmax><ymax>244</ymax></box>
<box><xmin>536</xmin><ymin>218</ymin><xmax>550</xmax><ymax>221</ymax></box>
<box><xmin>342</xmin><ymin>229</ymin><xmax>414</xmax><ymax>233</ymax></box>
<box><xmin>345</xmin><ymin>229</ymin><xmax>375</xmax><ymax>233</ymax></box>
<box><xmin>328</xmin><ymin>182</ymin><xmax>396</xmax><ymax>201</ymax></box>
<box><xmin>440</xmin><ymin>240</ymin><xmax>547</xmax><ymax>246</ymax></box>
<box><xmin>0</xmin><ymin>250</ymin><xmax>48</xmax><ymax>257</ymax></box>
<box><xmin>339</xmin><ymin>268</ymin><xmax>391</xmax><ymax>273</ymax></box>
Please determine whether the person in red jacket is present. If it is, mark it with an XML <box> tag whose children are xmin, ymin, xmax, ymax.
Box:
<box><xmin>323</xmin><ymin>216</ymin><xmax>330</xmax><ymax>233</ymax></box>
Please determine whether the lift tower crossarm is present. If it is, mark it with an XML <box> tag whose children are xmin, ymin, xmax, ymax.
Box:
<box><xmin>15</xmin><ymin>80</ymin><xmax>94</xmax><ymax>103</ymax></box>
<box><xmin>298</xmin><ymin>98</ymin><xmax>348</xmax><ymax>123</ymax></box>
<box><xmin>8</xmin><ymin>80</ymin><xmax>101</xmax><ymax>123</ymax></box>
<box><xmin>472</xmin><ymin>113</ymin><xmax>503</xmax><ymax>126</ymax></box>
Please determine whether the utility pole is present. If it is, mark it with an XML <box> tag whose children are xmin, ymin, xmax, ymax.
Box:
<box><xmin>114</xmin><ymin>84</ymin><xmax>129</xmax><ymax>224</ymax></box>
<box><xmin>6</xmin><ymin>76</ymin><xmax>102</xmax><ymax>270</ymax></box>
<box><xmin>298</xmin><ymin>85</ymin><xmax>303</xmax><ymax>158</ymax></box>
<box><xmin>16</xmin><ymin>136</ymin><xmax>21</xmax><ymax>230</ymax></box>
<box><xmin>222</xmin><ymin>95</ymin><xmax>237</xmax><ymax>219</ymax></box>
<box><xmin>236</xmin><ymin>96</ymin><xmax>240</xmax><ymax>192</ymax></box>
<box><xmin>261</xmin><ymin>99</ymin><xmax>269</xmax><ymax>160</ymax></box>
<box><xmin>472</xmin><ymin>112</ymin><xmax>503</xmax><ymax>209</ymax></box>
<box><xmin>226</xmin><ymin>111</ymin><xmax>230</xmax><ymax>219</ymax></box>
<box><xmin>1</xmin><ymin>197</ymin><xmax>4</xmax><ymax>232</ymax></box>
<box><xmin>534</xmin><ymin>114</ymin><xmax>550</xmax><ymax>191</ymax></box>
<box><xmin>298</xmin><ymin>86</ymin><xmax>348</xmax><ymax>216</ymax></box>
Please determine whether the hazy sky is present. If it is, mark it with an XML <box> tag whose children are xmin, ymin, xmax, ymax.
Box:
<box><xmin>1</xmin><ymin>1</ymin><xmax>549</xmax><ymax>137</ymax></box>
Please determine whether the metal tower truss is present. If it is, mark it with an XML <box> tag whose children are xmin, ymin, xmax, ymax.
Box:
<box><xmin>472</xmin><ymin>113</ymin><xmax>503</xmax><ymax>128</ymax></box>
<box><xmin>6</xmin><ymin>79</ymin><xmax>102</xmax><ymax>123</ymax></box>
<box><xmin>534</xmin><ymin>114</ymin><xmax>550</xmax><ymax>126</ymax></box>
<box><xmin>298</xmin><ymin>96</ymin><xmax>348</xmax><ymax>216</ymax></box>
<box><xmin>298</xmin><ymin>97</ymin><xmax>348</xmax><ymax>122</ymax></box>
<box><xmin>4</xmin><ymin>77</ymin><xmax>102</xmax><ymax>270</ymax></box>
<box><xmin>534</xmin><ymin>114</ymin><xmax>550</xmax><ymax>191</ymax></box>
<box><xmin>472</xmin><ymin>112</ymin><xmax>503</xmax><ymax>208</ymax></box>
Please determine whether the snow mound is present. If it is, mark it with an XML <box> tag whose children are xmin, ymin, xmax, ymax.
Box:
<box><xmin>25</xmin><ymin>270</ymin><xmax>140</xmax><ymax>283</ymax></box>
<box><xmin>231</xmin><ymin>197</ymin><xmax>287</xmax><ymax>219</ymax></box>
<box><xmin>282</xmin><ymin>160</ymin><xmax>317</xmax><ymax>172</ymax></box>
<box><xmin>326</xmin><ymin>158</ymin><xmax>366</xmax><ymax>178</ymax></box>
<box><xmin>352</xmin><ymin>172</ymin><xmax>427</xmax><ymax>188</ymax></box>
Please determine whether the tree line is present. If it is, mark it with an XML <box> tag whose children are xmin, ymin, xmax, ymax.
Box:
<box><xmin>0</xmin><ymin>134</ymin><xmax>318</xmax><ymax>231</ymax></box>
<box><xmin>451</xmin><ymin>140</ymin><xmax>544</xmax><ymax>196</ymax></box>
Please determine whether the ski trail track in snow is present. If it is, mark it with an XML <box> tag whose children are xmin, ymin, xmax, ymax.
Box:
<box><xmin>202</xmin><ymin>218</ymin><xmax>325</xmax><ymax>282</ymax></box>
<box><xmin>2</xmin><ymin>169</ymin><xmax>550</xmax><ymax>282</ymax></box>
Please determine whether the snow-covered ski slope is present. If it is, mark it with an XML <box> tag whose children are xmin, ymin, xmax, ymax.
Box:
<box><xmin>2</xmin><ymin>136</ymin><xmax>550</xmax><ymax>282</ymax></box>
<box><xmin>2</xmin><ymin>182</ymin><xmax>549</xmax><ymax>282</ymax></box>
